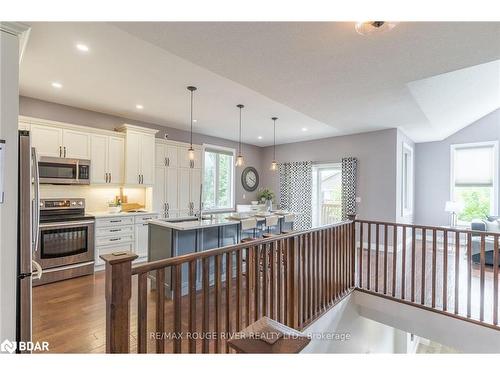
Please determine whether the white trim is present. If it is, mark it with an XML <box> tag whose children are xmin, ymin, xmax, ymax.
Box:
<box><xmin>450</xmin><ymin>141</ymin><xmax>499</xmax><ymax>221</ymax></box>
<box><xmin>312</xmin><ymin>162</ymin><xmax>342</xmax><ymax>227</ymax></box>
<box><xmin>116</xmin><ymin>123</ymin><xmax>159</xmax><ymax>135</ymax></box>
<box><xmin>201</xmin><ymin>143</ymin><xmax>236</xmax><ymax>212</ymax></box>
<box><xmin>401</xmin><ymin>142</ymin><xmax>414</xmax><ymax>217</ymax></box>
<box><xmin>0</xmin><ymin>23</ymin><xmax>31</xmax><ymax>64</ymax></box>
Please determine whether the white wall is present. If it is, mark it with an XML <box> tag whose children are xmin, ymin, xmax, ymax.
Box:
<box><xmin>0</xmin><ymin>30</ymin><xmax>20</xmax><ymax>342</ymax></box>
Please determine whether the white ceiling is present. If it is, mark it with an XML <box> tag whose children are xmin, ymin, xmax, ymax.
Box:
<box><xmin>20</xmin><ymin>22</ymin><xmax>500</xmax><ymax>145</ymax></box>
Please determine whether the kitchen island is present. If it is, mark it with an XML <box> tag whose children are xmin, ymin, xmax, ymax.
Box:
<box><xmin>147</xmin><ymin>212</ymin><xmax>294</xmax><ymax>296</ymax></box>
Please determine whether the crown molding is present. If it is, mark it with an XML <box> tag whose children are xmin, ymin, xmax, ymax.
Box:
<box><xmin>0</xmin><ymin>22</ymin><xmax>31</xmax><ymax>64</ymax></box>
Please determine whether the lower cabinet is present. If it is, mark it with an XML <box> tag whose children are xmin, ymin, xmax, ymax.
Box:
<box><xmin>95</xmin><ymin>213</ymin><xmax>158</xmax><ymax>268</ymax></box>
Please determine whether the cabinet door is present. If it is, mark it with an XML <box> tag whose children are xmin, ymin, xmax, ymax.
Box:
<box><xmin>178</xmin><ymin>146</ymin><xmax>191</xmax><ymax>169</ymax></box>
<box><xmin>166</xmin><ymin>145</ymin><xmax>178</xmax><ymax>168</ymax></box>
<box><xmin>191</xmin><ymin>168</ymin><xmax>202</xmax><ymax>212</ymax></box>
<box><xmin>140</xmin><ymin>134</ymin><xmax>155</xmax><ymax>185</ymax></box>
<box><xmin>31</xmin><ymin>124</ymin><xmax>63</xmax><ymax>157</ymax></box>
<box><xmin>125</xmin><ymin>131</ymin><xmax>141</xmax><ymax>184</ymax></box>
<box><xmin>166</xmin><ymin>167</ymin><xmax>178</xmax><ymax>211</ymax></box>
<box><xmin>154</xmin><ymin>166</ymin><xmax>166</xmax><ymax>217</ymax></box>
<box><xmin>63</xmin><ymin>129</ymin><xmax>90</xmax><ymax>159</ymax></box>
<box><xmin>178</xmin><ymin>168</ymin><xmax>191</xmax><ymax>212</ymax></box>
<box><xmin>134</xmin><ymin>223</ymin><xmax>149</xmax><ymax>259</ymax></box>
<box><xmin>155</xmin><ymin>143</ymin><xmax>166</xmax><ymax>167</ymax></box>
<box><xmin>108</xmin><ymin>137</ymin><xmax>124</xmax><ymax>184</ymax></box>
<box><xmin>90</xmin><ymin>134</ymin><xmax>108</xmax><ymax>184</ymax></box>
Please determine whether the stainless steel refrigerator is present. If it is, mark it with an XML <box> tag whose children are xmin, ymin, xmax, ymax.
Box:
<box><xmin>16</xmin><ymin>130</ymin><xmax>42</xmax><ymax>352</ymax></box>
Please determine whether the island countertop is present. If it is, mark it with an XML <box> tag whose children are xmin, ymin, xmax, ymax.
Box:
<box><xmin>149</xmin><ymin>212</ymin><xmax>295</xmax><ymax>231</ymax></box>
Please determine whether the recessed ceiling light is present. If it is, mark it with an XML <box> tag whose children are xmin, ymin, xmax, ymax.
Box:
<box><xmin>301</xmin><ymin>127</ymin><xmax>308</xmax><ymax>132</ymax></box>
<box><xmin>135</xmin><ymin>104</ymin><xmax>144</xmax><ymax>110</ymax></box>
<box><xmin>258</xmin><ymin>136</ymin><xmax>263</xmax><ymax>140</ymax></box>
<box><xmin>193</xmin><ymin>119</ymin><xmax>197</xmax><ymax>123</ymax></box>
<box><xmin>51</xmin><ymin>82</ymin><xmax>62</xmax><ymax>89</ymax></box>
<box><xmin>76</xmin><ymin>43</ymin><xmax>89</xmax><ymax>52</ymax></box>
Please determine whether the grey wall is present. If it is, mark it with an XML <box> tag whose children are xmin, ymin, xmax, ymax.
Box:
<box><xmin>414</xmin><ymin>109</ymin><xmax>500</xmax><ymax>226</ymax></box>
<box><xmin>260</xmin><ymin>129</ymin><xmax>399</xmax><ymax>222</ymax></box>
<box><xmin>19</xmin><ymin>96</ymin><xmax>264</xmax><ymax>204</ymax></box>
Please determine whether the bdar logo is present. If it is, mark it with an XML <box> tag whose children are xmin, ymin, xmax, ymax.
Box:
<box><xmin>0</xmin><ymin>339</ymin><xmax>16</xmax><ymax>353</ymax></box>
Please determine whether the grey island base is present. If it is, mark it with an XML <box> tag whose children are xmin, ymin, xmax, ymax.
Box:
<box><xmin>147</xmin><ymin>213</ymin><xmax>294</xmax><ymax>297</ymax></box>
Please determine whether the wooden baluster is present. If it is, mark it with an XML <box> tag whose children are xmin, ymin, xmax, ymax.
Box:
<box><xmin>156</xmin><ymin>268</ymin><xmax>165</xmax><ymax>353</ymax></box>
<box><xmin>325</xmin><ymin>229</ymin><xmax>330</xmax><ymax>305</ymax></box>
<box><xmin>286</xmin><ymin>236</ymin><xmax>299</xmax><ymax>329</ymax></box>
<box><xmin>367</xmin><ymin>224</ymin><xmax>371</xmax><ymax>291</ymax></box>
<box><xmin>336</xmin><ymin>226</ymin><xmax>341</xmax><ymax>298</ymax></box>
<box><xmin>137</xmin><ymin>272</ymin><xmax>148</xmax><ymax>353</ymax></box>
<box><xmin>202</xmin><ymin>258</ymin><xmax>210</xmax><ymax>353</ymax></box>
<box><xmin>319</xmin><ymin>230</ymin><xmax>324</xmax><ymax>310</ymax></box>
<box><xmin>480</xmin><ymin>234</ymin><xmax>486</xmax><ymax>322</ymax></box>
<box><xmin>392</xmin><ymin>225</ymin><xmax>397</xmax><ymax>297</ymax></box>
<box><xmin>384</xmin><ymin>224</ymin><xmax>388</xmax><ymax>295</ymax></box>
<box><xmin>263</xmin><ymin>244</ymin><xmax>269</xmax><ymax>317</ymax></box>
<box><xmin>375</xmin><ymin>223</ymin><xmax>380</xmax><ymax>293</ymax></box>
<box><xmin>315</xmin><ymin>231</ymin><xmax>320</xmax><ymax>312</ymax></box>
<box><xmin>342</xmin><ymin>225</ymin><xmax>346</xmax><ymax>295</ymax></box>
<box><xmin>173</xmin><ymin>264</ymin><xmax>182</xmax><ymax>353</ymax></box>
<box><xmin>277</xmin><ymin>239</ymin><xmax>283</xmax><ymax>323</ymax></box>
<box><xmin>270</xmin><ymin>241</ymin><xmax>277</xmax><ymax>320</ymax></box>
<box><xmin>236</xmin><ymin>250</ymin><xmax>242</xmax><ymax>331</ymax></box>
<box><xmin>443</xmin><ymin>230</ymin><xmax>448</xmax><ymax>312</ymax></box>
<box><xmin>467</xmin><ymin>233</ymin><xmax>472</xmax><ymax>318</ymax></box>
<box><xmin>254</xmin><ymin>245</ymin><xmax>260</xmax><ymax>322</ymax></box>
<box><xmin>421</xmin><ymin>228</ymin><xmax>426</xmax><ymax>305</ymax></box>
<box><xmin>283</xmin><ymin>239</ymin><xmax>289</xmax><ymax>324</ymax></box>
<box><xmin>300</xmin><ymin>235</ymin><xmax>306</xmax><ymax>324</ymax></box>
<box><xmin>351</xmin><ymin>222</ymin><xmax>356</xmax><ymax>288</ymax></box>
<box><xmin>401</xmin><ymin>226</ymin><xmax>406</xmax><ymax>300</ymax></box>
<box><xmin>411</xmin><ymin>227</ymin><xmax>416</xmax><ymax>303</ymax></box>
<box><xmin>215</xmin><ymin>254</ymin><xmax>222</xmax><ymax>353</ymax></box>
<box><xmin>188</xmin><ymin>261</ymin><xmax>197</xmax><ymax>353</ymax></box>
<box><xmin>246</xmin><ymin>247</ymin><xmax>252</xmax><ymax>326</ymax></box>
<box><xmin>454</xmin><ymin>232</ymin><xmax>459</xmax><ymax>315</ymax></box>
<box><xmin>359</xmin><ymin>222</ymin><xmax>363</xmax><ymax>288</ymax></box>
<box><xmin>225</xmin><ymin>252</ymin><xmax>232</xmax><ymax>353</ymax></box>
<box><xmin>308</xmin><ymin>232</ymin><xmax>314</xmax><ymax>319</ymax></box>
<box><xmin>332</xmin><ymin>227</ymin><xmax>336</xmax><ymax>300</ymax></box>
<box><xmin>431</xmin><ymin>229</ymin><xmax>436</xmax><ymax>308</ymax></box>
<box><xmin>494</xmin><ymin>235</ymin><xmax>499</xmax><ymax>325</ymax></box>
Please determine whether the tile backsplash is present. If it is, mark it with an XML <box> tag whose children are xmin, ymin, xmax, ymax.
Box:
<box><xmin>40</xmin><ymin>185</ymin><xmax>149</xmax><ymax>212</ymax></box>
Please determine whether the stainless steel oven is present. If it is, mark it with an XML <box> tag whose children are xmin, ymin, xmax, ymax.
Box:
<box><xmin>38</xmin><ymin>156</ymin><xmax>90</xmax><ymax>185</ymax></box>
<box><xmin>33</xmin><ymin>198</ymin><xmax>95</xmax><ymax>285</ymax></box>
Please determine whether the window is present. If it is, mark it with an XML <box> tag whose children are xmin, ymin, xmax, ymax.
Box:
<box><xmin>312</xmin><ymin>163</ymin><xmax>342</xmax><ymax>226</ymax></box>
<box><xmin>451</xmin><ymin>142</ymin><xmax>498</xmax><ymax>224</ymax></box>
<box><xmin>401</xmin><ymin>143</ymin><xmax>413</xmax><ymax>217</ymax></box>
<box><xmin>202</xmin><ymin>145</ymin><xmax>235</xmax><ymax>211</ymax></box>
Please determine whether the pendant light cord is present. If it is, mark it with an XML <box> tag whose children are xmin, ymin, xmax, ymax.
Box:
<box><xmin>239</xmin><ymin>106</ymin><xmax>242</xmax><ymax>155</ymax></box>
<box><xmin>190</xmin><ymin>89</ymin><xmax>194</xmax><ymax>148</ymax></box>
<box><xmin>273</xmin><ymin>117</ymin><xmax>277</xmax><ymax>160</ymax></box>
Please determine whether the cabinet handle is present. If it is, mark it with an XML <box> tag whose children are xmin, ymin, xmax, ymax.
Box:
<box><xmin>109</xmin><ymin>229</ymin><xmax>121</xmax><ymax>232</ymax></box>
<box><xmin>109</xmin><ymin>173</ymin><xmax>112</xmax><ymax>183</ymax></box>
<box><xmin>110</xmin><ymin>220</ymin><xmax>122</xmax><ymax>223</ymax></box>
<box><xmin>167</xmin><ymin>203</ymin><xmax>169</xmax><ymax>210</ymax></box>
<box><xmin>167</xmin><ymin>157</ymin><xmax>170</xmax><ymax>167</ymax></box>
<box><xmin>64</xmin><ymin>146</ymin><xmax>67</xmax><ymax>158</ymax></box>
<box><xmin>109</xmin><ymin>238</ymin><xmax>120</xmax><ymax>242</ymax></box>
<box><xmin>59</xmin><ymin>146</ymin><xmax>62</xmax><ymax>157</ymax></box>
<box><xmin>105</xmin><ymin>173</ymin><xmax>108</xmax><ymax>183</ymax></box>
<box><xmin>142</xmin><ymin>223</ymin><xmax>148</xmax><ymax>227</ymax></box>
<box><xmin>164</xmin><ymin>157</ymin><xmax>167</xmax><ymax>167</ymax></box>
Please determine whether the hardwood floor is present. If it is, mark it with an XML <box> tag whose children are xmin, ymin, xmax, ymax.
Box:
<box><xmin>32</xmin><ymin>240</ymin><xmax>499</xmax><ymax>353</ymax></box>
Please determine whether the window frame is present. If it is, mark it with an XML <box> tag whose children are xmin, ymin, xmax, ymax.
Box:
<box><xmin>450</xmin><ymin>141</ymin><xmax>499</xmax><ymax>222</ymax></box>
<box><xmin>201</xmin><ymin>143</ymin><xmax>236</xmax><ymax>213</ymax></box>
<box><xmin>401</xmin><ymin>142</ymin><xmax>414</xmax><ymax>217</ymax></box>
<box><xmin>312</xmin><ymin>162</ymin><xmax>342</xmax><ymax>227</ymax></box>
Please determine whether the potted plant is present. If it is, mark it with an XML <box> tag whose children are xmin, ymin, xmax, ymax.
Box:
<box><xmin>257</xmin><ymin>188</ymin><xmax>275</xmax><ymax>211</ymax></box>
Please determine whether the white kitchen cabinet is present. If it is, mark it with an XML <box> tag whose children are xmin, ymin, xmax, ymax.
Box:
<box><xmin>134</xmin><ymin>222</ymin><xmax>150</xmax><ymax>258</ymax></box>
<box><xmin>108</xmin><ymin>136</ymin><xmax>124</xmax><ymax>184</ymax></box>
<box><xmin>90</xmin><ymin>134</ymin><xmax>124</xmax><ymax>184</ymax></box>
<box><xmin>62</xmin><ymin>129</ymin><xmax>90</xmax><ymax>159</ymax></box>
<box><xmin>178</xmin><ymin>168</ymin><xmax>191</xmax><ymax>212</ymax></box>
<box><xmin>166</xmin><ymin>145</ymin><xmax>179</xmax><ymax>168</ymax></box>
<box><xmin>30</xmin><ymin>124</ymin><xmax>63</xmax><ymax>157</ymax></box>
<box><xmin>119</xmin><ymin>125</ymin><xmax>157</xmax><ymax>186</ymax></box>
<box><xmin>191</xmin><ymin>168</ymin><xmax>202</xmax><ymax>212</ymax></box>
<box><xmin>154</xmin><ymin>166</ymin><xmax>166</xmax><ymax>217</ymax></box>
<box><xmin>166</xmin><ymin>168</ymin><xmax>178</xmax><ymax>212</ymax></box>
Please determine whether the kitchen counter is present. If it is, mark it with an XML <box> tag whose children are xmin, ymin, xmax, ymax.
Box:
<box><xmin>88</xmin><ymin>210</ymin><xmax>158</xmax><ymax>218</ymax></box>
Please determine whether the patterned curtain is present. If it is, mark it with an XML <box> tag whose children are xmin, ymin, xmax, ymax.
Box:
<box><xmin>341</xmin><ymin>157</ymin><xmax>358</xmax><ymax>220</ymax></box>
<box><xmin>279</xmin><ymin>161</ymin><xmax>313</xmax><ymax>230</ymax></box>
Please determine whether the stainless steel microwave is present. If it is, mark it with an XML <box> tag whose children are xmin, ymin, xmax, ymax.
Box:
<box><xmin>38</xmin><ymin>156</ymin><xmax>91</xmax><ymax>185</ymax></box>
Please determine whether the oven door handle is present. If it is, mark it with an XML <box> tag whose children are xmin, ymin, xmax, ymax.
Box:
<box><xmin>31</xmin><ymin>260</ymin><xmax>43</xmax><ymax>280</ymax></box>
<box><xmin>40</xmin><ymin>220</ymin><xmax>95</xmax><ymax>228</ymax></box>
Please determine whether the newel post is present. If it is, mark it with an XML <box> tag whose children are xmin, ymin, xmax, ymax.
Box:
<box><xmin>287</xmin><ymin>236</ymin><xmax>299</xmax><ymax>329</ymax></box>
<box><xmin>101</xmin><ymin>252</ymin><xmax>138</xmax><ymax>353</ymax></box>
<box><xmin>347</xmin><ymin>215</ymin><xmax>357</xmax><ymax>288</ymax></box>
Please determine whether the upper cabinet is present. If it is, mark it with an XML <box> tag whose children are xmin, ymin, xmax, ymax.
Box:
<box><xmin>179</xmin><ymin>145</ymin><xmax>201</xmax><ymax>169</ymax></box>
<box><xmin>90</xmin><ymin>134</ymin><xmax>124</xmax><ymax>184</ymax></box>
<box><xmin>30</xmin><ymin>123</ymin><xmax>90</xmax><ymax>159</ymax></box>
<box><xmin>117</xmin><ymin>125</ymin><xmax>158</xmax><ymax>186</ymax></box>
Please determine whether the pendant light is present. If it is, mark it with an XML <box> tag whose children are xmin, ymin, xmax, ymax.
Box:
<box><xmin>235</xmin><ymin>104</ymin><xmax>245</xmax><ymax>167</ymax></box>
<box><xmin>355</xmin><ymin>21</ymin><xmax>398</xmax><ymax>36</ymax></box>
<box><xmin>187</xmin><ymin>86</ymin><xmax>197</xmax><ymax>160</ymax></box>
<box><xmin>270</xmin><ymin>117</ymin><xmax>278</xmax><ymax>171</ymax></box>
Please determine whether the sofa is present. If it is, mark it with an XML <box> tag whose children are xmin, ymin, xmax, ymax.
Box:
<box><xmin>471</xmin><ymin>216</ymin><xmax>500</xmax><ymax>266</ymax></box>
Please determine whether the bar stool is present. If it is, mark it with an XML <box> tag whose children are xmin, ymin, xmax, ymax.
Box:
<box><xmin>240</xmin><ymin>217</ymin><xmax>258</xmax><ymax>243</ymax></box>
<box><xmin>281</xmin><ymin>213</ymin><xmax>295</xmax><ymax>234</ymax></box>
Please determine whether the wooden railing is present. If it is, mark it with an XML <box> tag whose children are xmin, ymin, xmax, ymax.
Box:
<box><xmin>101</xmin><ymin>221</ymin><xmax>355</xmax><ymax>353</ymax></box>
<box><xmin>355</xmin><ymin>220</ymin><xmax>500</xmax><ymax>329</ymax></box>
